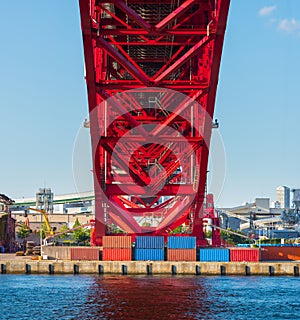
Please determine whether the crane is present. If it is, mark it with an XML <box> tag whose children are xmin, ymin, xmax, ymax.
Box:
<box><xmin>25</xmin><ymin>207</ymin><xmax>54</xmax><ymax>236</ymax></box>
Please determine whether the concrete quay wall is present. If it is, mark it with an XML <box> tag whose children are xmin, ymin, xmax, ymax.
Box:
<box><xmin>1</xmin><ymin>261</ymin><xmax>299</xmax><ymax>276</ymax></box>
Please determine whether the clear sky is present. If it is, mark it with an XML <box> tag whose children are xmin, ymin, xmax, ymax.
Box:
<box><xmin>0</xmin><ymin>1</ymin><xmax>299</xmax><ymax>207</ymax></box>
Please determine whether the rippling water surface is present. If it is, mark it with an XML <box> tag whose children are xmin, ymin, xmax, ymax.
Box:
<box><xmin>0</xmin><ymin>274</ymin><xmax>299</xmax><ymax>319</ymax></box>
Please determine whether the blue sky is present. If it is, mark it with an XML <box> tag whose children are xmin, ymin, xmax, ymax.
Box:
<box><xmin>0</xmin><ymin>1</ymin><xmax>299</xmax><ymax>207</ymax></box>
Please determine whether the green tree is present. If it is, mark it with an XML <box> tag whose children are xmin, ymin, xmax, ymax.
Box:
<box><xmin>220</xmin><ymin>229</ymin><xmax>251</xmax><ymax>245</ymax></box>
<box><xmin>205</xmin><ymin>230</ymin><xmax>212</xmax><ymax>238</ymax></box>
<box><xmin>59</xmin><ymin>224</ymin><xmax>70</xmax><ymax>239</ymax></box>
<box><xmin>72</xmin><ymin>218</ymin><xmax>89</xmax><ymax>243</ymax></box>
<box><xmin>40</xmin><ymin>222</ymin><xmax>50</xmax><ymax>239</ymax></box>
<box><xmin>170</xmin><ymin>225</ymin><xmax>184</xmax><ymax>234</ymax></box>
<box><xmin>17</xmin><ymin>223</ymin><xmax>31</xmax><ymax>239</ymax></box>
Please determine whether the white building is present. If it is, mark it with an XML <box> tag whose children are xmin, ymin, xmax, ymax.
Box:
<box><xmin>276</xmin><ymin>186</ymin><xmax>290</xmax><ymax>209</ymax></box>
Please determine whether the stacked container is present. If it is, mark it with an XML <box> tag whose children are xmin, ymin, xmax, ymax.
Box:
<box><xmin>167</xmin><ymin>236</ymin><xmax>196</xmax><ymax>261</ymax></box>
<box><xmin>198</xmin><ymin>248</ymin><xmax>230</xmax><ymax>262</ymax></box>
<box><xmin>261</xmin><ymin>246</ymin><xmax>300</xmax><ymax>261</ymax></box>
<box><xmin>135</xmin><ymin>236</ymin><xmax>164</xmax><ymax>261</ymax></box>
<box><xmin>102</xmin><ymin>236</ymin><xmax>132</xmax><ymax>261</ymax></box>
<box><xmin>70</xmin><ymin>247</ymin><xmax>100</xmax><ymax>261</ymax></box>
<box><xmin>229</xmin><ymin>248</ymin><xmax>260</xmax><ymax>262</ymax></box>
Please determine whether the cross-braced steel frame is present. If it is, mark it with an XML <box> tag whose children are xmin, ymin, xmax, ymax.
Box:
<box><xmin>79</xmin><ymin>0</ymin><xmax>230</xmax><ymax>245</ymax></box>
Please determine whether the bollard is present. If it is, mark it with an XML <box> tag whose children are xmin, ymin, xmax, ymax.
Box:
<box><xmin>49</xmin><ymin>264</ymin><xmax>54</xmax><ymax>275</ymax></box>
<box><xmin>294</xmin><ymin>266</ymin><xmax>299</xmax><ymax>277</ymax></box>
<box><xmin>25</xmin><ymin>264</ymin><xmax>31</xmax><ymax>275</ymax></box>
<box><xmin>98</xmin><ymin>265</ymin><xmax>104</xmax><ymax>275</ymax></box>
<box><xmin>122</xmin><ymin>264</ymin><xmax>127</xmax><ymax>275</ymax></box>
<box><xmin>269</xmin><ymin>266</ymin><xmax>275</xmax><ymax>276</ymax></box>
<box><xmin>245</xmin><ymin>266</ymin><xmax>251</xmax><ymax>276</ymax></box>
<box><xmin>171</xmin><ymin>265</ymin><xmax>177</xmax><ymax>275</ymax></box>
<box><xmin>220</xmin><ymin>265</ymin><xmax>226</xmax><ymax>276</ymax></box>
<box><xmin>1</xmin><ymin>264</ymin><xmax>6</xmax><ymax>274</ymax></box>
<box><xmin>195</xmin><ymin>265</ymin><xmax>201</xmax><ymax>276</ymax></box>
<box><xmin>146</xmin><ymin>264</ymin><xmax>152</xmax><ymax>275</ymax></box>
<box><xmin>74</xmin><ymin>264</ymin><xmax>79</xmax><ymax>275</ymax></box>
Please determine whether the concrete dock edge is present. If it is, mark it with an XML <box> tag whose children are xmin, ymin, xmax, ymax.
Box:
<box><xmin>0</xmin><ymin>261</ymin><xmax>299</xmax><ymax>276</ymax></box>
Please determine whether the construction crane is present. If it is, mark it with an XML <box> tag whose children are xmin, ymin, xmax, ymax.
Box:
<box><xmin>45</xmin><ymin>219</ymin><xmax>96</xmax><ymax>243</ymax></box>
<box><xmin>25</xmin><ymin>207</ymin><xmax>55</xmax><ymax>236</ymax></box>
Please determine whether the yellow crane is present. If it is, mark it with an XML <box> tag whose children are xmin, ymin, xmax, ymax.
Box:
<box><xmin>25</xmin><ymin>207</ymin><xmax>54</xmax><ymax>236</ymax></box>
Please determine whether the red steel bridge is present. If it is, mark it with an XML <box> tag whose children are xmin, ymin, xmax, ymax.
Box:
<box><xmin>79</xmin><ymin>0</ymin><xmax>230</xmax><ymax>245</ymax></box>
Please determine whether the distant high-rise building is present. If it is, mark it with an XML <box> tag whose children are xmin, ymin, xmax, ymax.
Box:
<box><xmin>276</xmin><ymin>186</ymin><xmax>290</xmax><ymax>209</ymax></box>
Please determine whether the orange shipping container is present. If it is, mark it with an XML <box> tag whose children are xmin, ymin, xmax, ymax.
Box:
<box><xmin>167</xmin><ymin>249</ymin><xmax>196</xmax><ymax>261</ymax></box>
<box><xmin>102</xmin><ymin>248</ymin><xmax>132</xmax><ymax>261</ymax></box>
<box><xmin>70</xmin><ymin>248</ymin><xmax>100</xmax><ymax>261</ymax></box>
<box><xmin>102</xmin><ymin>236</ymin><xmax>132</xmax><ymax>248</ymax></box>
<box><xmin>229</xmin><ymin>248</ymin><xmax>260</xmax><ymax>262</ymax></box>
<box><xmin>261</xmin><ymin>246</ymin><xmax>300</xmax><ymax>261</ymax></box>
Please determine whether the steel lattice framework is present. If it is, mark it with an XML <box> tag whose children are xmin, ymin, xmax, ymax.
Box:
<box><xmin>79</xmin><ymin>0</ymin><xmax>230</xmax><ymax>245</ymax></box>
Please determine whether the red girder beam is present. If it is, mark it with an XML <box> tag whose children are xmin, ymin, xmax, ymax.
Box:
<box><xmin>96</xmin><ymin>82</ymin><xmax>208</xmax><ymax>90</ymax></box>
<box><xmin>153</xmin><ymin>35</ymin><xmax>213</xmax><ymax>84</ymax></box>
<box><xmin>103</xmin><ymin>0</ymin><xmax>152</xmax><ymax>31</ymax></box>
<box><xmin>106</xmin><ymin>184</ymin><xmax>194</xmax><ymax>196</ymax></box>
<box><xmin>151</xmin><ymin>90</ymin><xmax>205</xmax><ymax>136</ymax></box>
<box><xmin>98</xmin><ymin>90</ymin><xmax>148</xmax><ymax>136</ymax></box>
<box><xmin>155</xmin><ymin>0</ymin><xmax>196</xmax><ymax>32</ymax></box>
<box><xmin>100</xmin><ymin>136</ymin><xmax>203</xmax><ymax>143</ymax></box>
<box><xmin>96</xmin><ymin>29</ymin><xmax>207</xmax><ymax>36</ymax></box>
<box><xmin>96</xmin><ymin>37</ymin><xmax>149</xmax><ymax>85</ymax></box>
<box><xmin>192</xmin><ymin>0</ymin><xmax>231</xmax><ymax>235</ymax></box>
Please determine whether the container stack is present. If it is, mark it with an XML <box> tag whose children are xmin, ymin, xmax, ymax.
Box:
<box><xmin>229</xmin><ymin>248</ymin><xmax>260</xmax><ymax>262</ymax></box>
<box><xmin>102</xmin><ymin>236</ymin><xmax>132</xmax><ymax>261</ymax></box>
<box><xmin>167</xmin><ymin>236</ymin><xmax>196</xmax><ymax>261</ymax></box>
<box><xmin>198</xmin><ymin>248</ymin><xmax>230</xmax><ymax>262</ymax></box>
<box><xmin>135</xmin><ymin>236</ymin><xmax>164</xmax><ymax>261</ymax></box>
<box><xmin>70</xmin><ymin>247</ymin><xmax>100</xmax><ymax>261</ymax></box>
<box><xmin>261</xmin><ymin>246</ymin><xmax>300</xmax><ymax>261</ymax></box>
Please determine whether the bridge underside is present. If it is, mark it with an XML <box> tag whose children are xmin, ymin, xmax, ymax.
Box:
<box><xmin>79</xmin><ymin>0</ymin><xmax>230</xmax><ymax>245</ymax></box>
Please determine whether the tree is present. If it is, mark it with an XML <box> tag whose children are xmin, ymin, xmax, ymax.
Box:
<box><xmin>72</xmin><ymin>218</ymin><xmax>89</xmax><ymax>243</ymax></box>
<box><xmin>58</xmin><ymin>225</ymin><xmax>70</xmax><ymax>239</ymax></box>
<box><xmin>220</xmin><ymin>229</ymin><xmax>251</xmax><ymax>245</ymax></box>
<box><xmin>17</xmin><ymin>223</ymin><xmax>31</xmax><ymax>239</ymax></box>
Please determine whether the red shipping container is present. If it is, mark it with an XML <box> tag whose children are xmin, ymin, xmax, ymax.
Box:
<box><xmin>261</xmin><ymin>246</ymin><xmax>300</xmax><ymax>261</ymax></box>
<box><xmin>229</xmin><ymin>248</ymin><xmax>260</xmax><ymax>262</ymax></box>
<box><xmin>102</xmin><ymin>236</ymin><xmax>132</xmax><ymax>248</ymax></box>
<box><xmin>167</xmin><ymin>249</ymin><xmax>196</xmax><ymax>261</ymax></box>
<box><xmin>70</xmin><ymin>248</ymin><xmax>100</xmax><ymax>261</ymax></box>
<box><xmin>102</xmin><ymin>248</ymin><xmax>132</xmax><ymax>261</ymax></box>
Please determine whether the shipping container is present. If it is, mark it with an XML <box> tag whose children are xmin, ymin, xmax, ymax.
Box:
<box><xmin>135</xmin><ymin>236</ymin><xmax>164</xmax><ymax>249</ymax></box>
<box><xmin>229</xmin><ymin>248</ymin><xmax>260</xmax><ymax>262</ymax></box>
<box><xmin>167</xmin><ymin>236</ymin><xmax>196</xmax><ymax>249</ymax></box>
<box><xmin>261</xmin><ymin>246</ymin><xmax>300</xmax><ymax>261</ymax></box>
<box><xmin>102</xmin><ymin>236</ymin><xmax>132</xmax><ymax>248</ymax></box>
<box><xmin>70</xmin><ymin>248</ymin><xmax>100</xmax><ymax>261</ymax></box>
<box><xmin>167</xmin><ymin>249</ymin><xmax>196</xmax><ymax>261</ymax></box>
<box><xmin>135</xmin><ymin>248</ymin><xmax>164</xmax><ymax>261</ymax></box>
<box><xmin>102</xmin><ymin>248</ymin><xmax>132</xmax><ymax>261</ymax></box>
<box><xmin>199</xmin><ymin>248</ymin><xmax>230</xmax><ymax>262</ymax></box>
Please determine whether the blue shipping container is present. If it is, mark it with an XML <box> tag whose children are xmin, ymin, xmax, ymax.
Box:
<box><xmin>135</xmin><ymin>236</ymin><xmax>164</xmax><ymax>249</ymax></box>
<box><xmin>135</xmin><ymin>248</ymin><xmax>164</xmax><ymax>261</ymax></box>
<box><xmin>199</xmin><ymin>249</ymin><xmax>230</xmax><ymax>262</ymax></box>
<box><xmin>167</xmin><ymin>236</ymin><xmax>196</xmax><ymax>249</ymax></box>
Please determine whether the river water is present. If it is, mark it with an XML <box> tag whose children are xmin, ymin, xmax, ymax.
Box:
<box><xmin>0</xmin><ymin>275</ymin><xmax>299</xmax><ymax>319</ymax></box>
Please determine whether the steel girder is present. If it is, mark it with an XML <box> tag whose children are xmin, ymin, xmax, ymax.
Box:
<box><xmin>79</xmin><ymin>0</ymin><xmax>230</xmax><ymax>245</ymax></box>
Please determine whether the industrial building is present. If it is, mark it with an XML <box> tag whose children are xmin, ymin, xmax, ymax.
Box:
<box><xmin>276</xmin><ymin>186</ymin><xmax>290</xmax><ymax>209</ymax></box>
